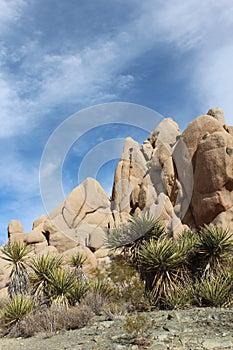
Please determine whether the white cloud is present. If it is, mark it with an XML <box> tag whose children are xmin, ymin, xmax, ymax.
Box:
<box><xmin>1</xmin><ymin>0</ymin><xmax>232</xmax><ymax>141</ymax></box>
<box><xmin>0</xmin><ymin>0</ymin><xmax>26</xmax><ymax>34</ymax></box>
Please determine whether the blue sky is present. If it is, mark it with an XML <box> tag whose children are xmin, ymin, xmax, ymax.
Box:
<box><xmin>1</xmin><ymin>0</ymin><xmax>233</xmax><ymax>241</ymax></box>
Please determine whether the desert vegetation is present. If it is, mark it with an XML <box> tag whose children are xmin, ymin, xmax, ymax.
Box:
<box><xmin>0</xmin><ymin>216</ymin><xmax>233</xmax><ymax>339</ymax></box>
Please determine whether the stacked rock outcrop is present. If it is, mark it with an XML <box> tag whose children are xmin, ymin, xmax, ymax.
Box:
<box><xmin>2</xmin><ymin>107</ymin><xmax>233</xmax><ymax>291</ymax></box>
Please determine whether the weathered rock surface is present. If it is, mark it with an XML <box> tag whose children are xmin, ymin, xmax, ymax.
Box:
<box><xmin>207</xmin><ymin>106</ymin><xmax>226</xmax><ymax>125</ymax></box>
<box><xmin>191</xmin><ymin>131</ymin><xmax>233</xmax><ymax>226</ymax></box>
<box><xmin>8</xmin><ymin>220</ymin><xmax>24</xmax><ymax>236</ymax></box>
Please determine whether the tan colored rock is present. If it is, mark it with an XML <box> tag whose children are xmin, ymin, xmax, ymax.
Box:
<box><xmin>36</xmin><ymin>245</ymin><xmax>59</xmax><ymax>256</ymax></box>
<box><xmin>141</xmin><ymin>140</ymin><xmax>153</xmax><ymax>161</ymax></box>
<box><xmin>212</xmin><ymin>208</ymin><xmax>233</xmax><ymax>231</ymax></box>
<box><xmin>150</xmin><ymin>140</ymin><xmax>177</xmax><ymax>201</ymax></box>
<box><xmin>31</xmin><ymin>241</ymin><xmax>48</xmax><ymax>254</ymax></box>
<box><xmin>0</xmin><ymin>287</ymin><xmax>8</xmax><ymax>300</ymax></box>
<box><xmin>181</xmin><ymin>115</ymin><xmax>224</xmax><ymax>161</ymax></box>
<box><xmin>49</xmin><ymin>231</ymin><xmax>78</xmax><ymax>253</ymax></box>
<box><xmin>32</xmin><ymin>214</ymin><xmax>48</xmax><ymax>229</ymax></box>
<box><xmin>68</xmin><ymin>221</ymin><xmax>107</xmax><ymax>250</ymax></box>
<box><xmin>111</xmin><ymin>137</ymin><xmax>147</xmax><ymax>214</ymax></box>
<box><xmin>49</xmin><ymin>178</ymin><xmax>114</xmax><ymax>247</ymax></box>
<box><xmin>94</xmin><ymin>248</ymin><xmax>111</xmax><ymax>259</ymax></box>
<box><xmin>148</xmin><ymin>118</ymin><xmax>181</xmax><ymax>148</ymax></box>
<box><xmin>9</xmin><ymin>232</ymin><xmax>28</xmax><ymax>244</ymax></box>
<box><xmin>138</xmin><ymin>176</ymin><xmax>157</xmax><ymax>211</ymax></box>
<box><xmin>194</xmin><ymin>131</ymin><xmax>233</xmax><ymax>193</ymax></box>
<box><xmin>26</xmin><ymin>224</ymin><xmax>47</xmax><ymax>244</ymax></box>
<box><xmin>0</xmin><ymin>255</ymin><xmax>11</xmax><ymax>283</ymax></box>
<box><xmin>191</xmin><ymin>129</ymin><xmax>233</xmax><ymax>227</ymax></box>
<box><xmin>8</xmin><ymin>220</ymin><xmax>24</xmax><ymax>236</ymax></box>
<box><xmin>227</xmin><ymin>126</ymin><xmax>233</xmax><ymax>137</ymax></box>
<box><xmin>207</xmin><ymin>107</ymin><xmax>226</xmax><ymax>125</ymax></box>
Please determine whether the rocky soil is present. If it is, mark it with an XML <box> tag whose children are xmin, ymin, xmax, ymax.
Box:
<box><xmin>1</xmin><ymin>308</ymin><xmax>233</xmax><ymax>350</ymax></box>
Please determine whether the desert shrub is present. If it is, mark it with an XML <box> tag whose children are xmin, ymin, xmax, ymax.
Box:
<box><xmin>106</xmin><ymin>255</ymin><xmax>151</xmax><ymax>312</ymax></box>
<box><xmin>102</xmin><ymin>301</ymin><xmax>126</xmax><ymax>320</ymax></box>
<box><xmin>0</xmin><ymin>294</ymin><xmax>34</xmax><ymax>336</ymax></box>
<box><xmin>194</xmin><ymin>274</ymin><xmax>232</xmax><ymax>307</ymax></box>
<box><xmin>66</xmin><ymin>304</ymin><xmax>93</xmax><ymax>329</ymax></box>
<box><xmin>68</xmin><ymin>280</ymin><xmax>89</xmax><ymax>306</ymax></box>
<box><xmin>82</xmin><ymin>291</ymin><xmax>109</xmax><ymax>316</ymax></box>
<box><xmin>123</xmin><ymin>313</ymin><xmax>156</xmax><ymax>345</ymax></box>
<box><xmin>193</xmin><ymin>225</ymin><xmax>233</xmax><ymax>277</ymax></box>
<box><xmin>14</xmin><ymin>302</ymin><xmax>93</xmax><ymax>338</ymax></box>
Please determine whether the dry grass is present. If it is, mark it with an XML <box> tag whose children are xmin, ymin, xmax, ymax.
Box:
<box><xmin>2</xmin><ymin>303</ymin><xmax>94</xmax><ymax>338</ymax></box>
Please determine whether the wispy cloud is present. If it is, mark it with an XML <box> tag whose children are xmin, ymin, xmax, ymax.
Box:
<box><xmin>1</xmin><ymin>0</ymin><xmax>233</xmax><ymax>139</ymax></box>
<box><xmin>1</xmin><ymin>0</ymin><xmax>233</xmax><ymax>235</ymax></box>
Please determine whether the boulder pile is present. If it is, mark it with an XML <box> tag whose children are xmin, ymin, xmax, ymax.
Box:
<box><xmin>1</xmin><ymin>107</ymin><xmax>233</xmax><ymax>290</ymax></box>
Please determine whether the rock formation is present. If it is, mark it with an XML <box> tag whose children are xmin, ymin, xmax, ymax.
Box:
<box><xmin>2</xmin><ymin>107</ymin><xmax>233</xmax><ymax>290</ymax></box>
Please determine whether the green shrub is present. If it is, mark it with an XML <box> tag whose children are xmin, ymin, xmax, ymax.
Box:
<box><xmin>194</xmin><ymin>225</ymin><xmax>233</xmax><ymax>276</ymax></box>
<box><xmin>139</xmin><ymin>237</ymin><xmax>188</xmax><ymax>302</ymax></box>
<box><xmin>1</xmin><ymin>294</ymin><xmax>34</xmax><ymax>328</ymax></box>
<box><xmin>68</xmin><ymin>281</ymin><xmax>89</xmax><ymax>306</ymax></box>
<box><xmin>194</xmin><ymin>274</ymin><xmax>232</xmax><ymax>307</ymax></box>
<box><xmin>106</xmin><ymin>256</ymin><xmax>150</xmax><ymax>311</ymax></box>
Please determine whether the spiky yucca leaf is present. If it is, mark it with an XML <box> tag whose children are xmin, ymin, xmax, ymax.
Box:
<box><xmin>194</xmin><ymin>274</ymin><xmax>232</xmax><ymax>307</ymax></box>
<box><xmin>1</xmin><ymin>242</ymin><xmax>31</xmax><ymax>297</ymax></box>
<box><xmin>29</xmin><ymin>254</ymin><xmax>63</xmax><ymax>303</ymax></box>
<box><xmin>68</xmin><ymin>281</ymin><xmax>89</xmax><ymax>306</ymax></box>
<box><xmin>107</xmin><ymin>215</ymin><xmax>165</xmax><ymax>249</ymax></box>
<box><xmin>195</xmin><ymin>225</ymin><xmax>233</xmax><ymax>275</ymax></box>
<box><xmin>69</xmin><ymin>253</ymin><xmax>87</xmax><ymax>269</ymax></box>
<box><xmin>89</xmin><ymin>277</ymin><xmax>114</xmax><ymax>297</ymax></box>
<box><xmin>139</xmin><ymin>237</ymin><xmax>187</xmax><ymax>301</ymax></box>
<box><xmin>1</xmin><ymin>242</ymin><xmax>31</xmax><ymax>265</ymax></box>
<box><xmin>160</xmin><ymin>279</ymin><xmax>194</xmax><ymax>309</ymax></box>
<box><xmin>1</xmin><ymin>294</ymin><xmax>34</xmax><ymax>326</ymax></box>
<box><xmin>107</xmin><ymin>215</ymin><xmax>165</xmax><ymax>271</ymax></box>
<box><xmin>48</xmin><ymin>268</ymin><xmax>77</xmax><ymax>306</ymax></box>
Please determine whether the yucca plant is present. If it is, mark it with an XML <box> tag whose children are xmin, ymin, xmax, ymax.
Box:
<box><xmin>68</xmin><ymin>281</ymin><xmax>89</xmax><ymax>306</ymax></box>
<box><xmin>139</xmin><ymin>237</ymin><xmax>188</xmax><ymax>304</ymax></box>
<box><xmin>194</xmin><ymin>225</ymin><xmax>233</xmax><ymax>276</ymax></box>
<box><xmin>47</xmin><ymin>268</ymin><xmax>77</xmax><ymax>307</ymax></box>
<box><xmin>1</xmin><ymin>242</ymin><xmax>31</xmax><ymax>297</ymax></box>
<box><xmin>194</xmin><ymin>274</ymin><xmax>232</xmax><ymax>307</ymax></box>
<box><xmin>1</xmin><ymin>294</ymin><xmax>34</xmax><ymax>327</ymax></box>
<box><xmin>160</xmin><ymin>279</ymin><xmax>194</xmax><ymax>309</ymax></box>
<box><xmin>107</xmin><ymin>215</ymin><xmax>165</xmax><ymax>268</ymax></box>
<box><xmin>29</xmin><ymin>254</ymin><xmax>63</xmax><ymax>304</ymax></box>
<box><xmin>89</xmin><ymin>277</ymin><xmax>114</xmax><ymax>297</ymax></box>
<box><xmin>69</xmin><ymin>253</ymin><xmax>87</xmax><ymax>268</ymax></box>
<box><xmin>68</xmin><ymin>253</ymin><xmax>87</xmax><ymax>281</ymax></box>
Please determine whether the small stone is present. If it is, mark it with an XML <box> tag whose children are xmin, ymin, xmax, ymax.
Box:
<box><xmin>202</xmin><ymin>338</ymin><xmax>233</xmax><ymax>349</ymax></box>
<box><xmin>148</xmin><ymin>342</ymin><xmax>167</xmax><ymax>350</ymax></box>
